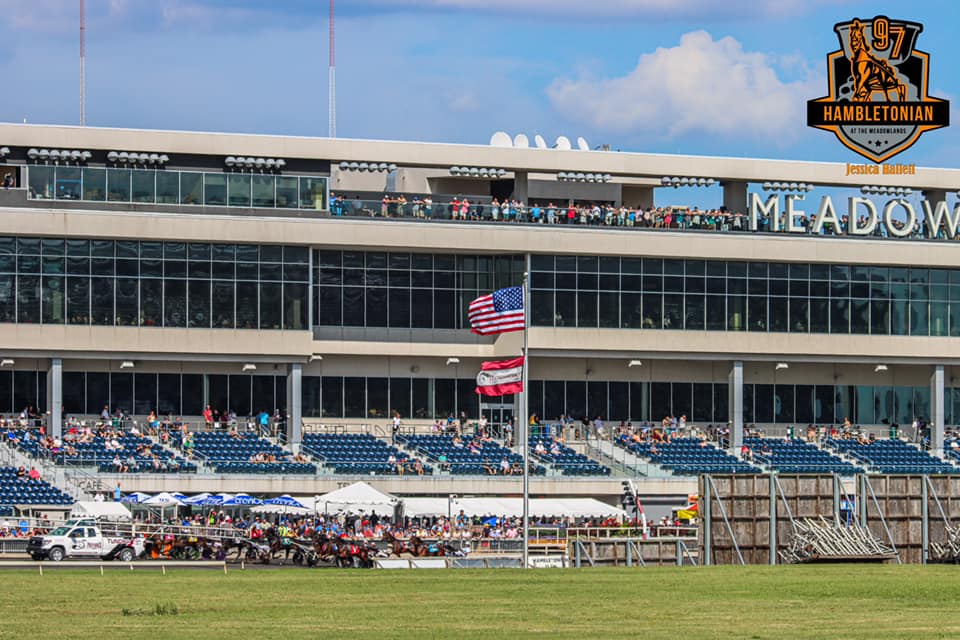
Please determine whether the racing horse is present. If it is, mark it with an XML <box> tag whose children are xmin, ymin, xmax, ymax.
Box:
<box><xmin>409</xmin><ymin>535</ymin><xmax>459</xmax><ymax>558</ymax></box>
<box><xmin>383</xmin><ymin>530</ymin><xmax>415</xmax><ymax>557</ymax></box>
<box><xmin>264</xmin><ymin>530</ymin><xmax>299</xmax><ymax>565</ymax></box>
<box><xmin>311</xmin><ymin>532</ymin><xmax>377</xmax><ymax>567</ymax></box>
<box><xmin>848</xmin><ymin>19</ymin><xmax>906</xmax><ymax>102</ymax></box>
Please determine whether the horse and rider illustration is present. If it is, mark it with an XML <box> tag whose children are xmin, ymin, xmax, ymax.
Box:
<box><xmin>847</xmin><ymin>19</ymin><xmax>907</xmax><ymax>103</ymax></box>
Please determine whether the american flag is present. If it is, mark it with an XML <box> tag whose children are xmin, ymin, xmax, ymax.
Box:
<box><xmin>468</xmin><ymin>286</ymin><xmax>525</xmax><ymax>335</ymax></box>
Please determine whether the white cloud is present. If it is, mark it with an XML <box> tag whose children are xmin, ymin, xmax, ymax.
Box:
<box><xmin>547</xmin><ymin>30</ymin><xmax>821</xmax><ymax>143</ymax></box>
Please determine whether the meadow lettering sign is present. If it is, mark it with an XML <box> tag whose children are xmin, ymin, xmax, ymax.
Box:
<box><xmin>748</xmin><ymin>192</ymin><xmax>959</xmax><ymax>237</ymax></box>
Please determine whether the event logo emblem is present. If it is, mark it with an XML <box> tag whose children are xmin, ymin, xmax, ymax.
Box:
<box><xmin>807</xmin><ymin>16</ymin><xmax>949</xmax><ymax>162</ymax></box>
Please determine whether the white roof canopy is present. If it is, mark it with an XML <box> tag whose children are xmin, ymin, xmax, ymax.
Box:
<box><xmin>401</xmin><ymin>497</ymin><xmax>624</xmax><ymax>519</ymax></box>
<box><xmin>70</xmin><ymin>501</ymin><xmax>132</xmax><ymax>520</ymax></box>
<box><xmin>316</xmin><ymin>482</ymin><xmax>398</xmax><ymax>515</ymax></box>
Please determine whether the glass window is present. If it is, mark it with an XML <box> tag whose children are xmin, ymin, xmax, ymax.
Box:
<box><xmin>259</xmin><ymin>283</ymin><xmax>282</xmax><ymax>330</ymax></box>
<box><xmin>115</xmin><ymin>279</ymin><xmax>138</xmax><ymax>326</ymax></box>
<box><xmin>705</xmin><ymin>296</ymin><xmax>724</xmax><ymax>330</ymax></box>
<box><xmin>434</xmin><ymin>379</ymin><xmax>455</xmax><ymax>418</ymax></box>
<box><xmin>651</xmin><ymin>382</ymin><xmax>670</xmax><ymax>423</ymax></box>
<box><xmin>55</xmin><ymin>167</ymin><xmax>81</xmax><ymax>200</ymax></box>
<box><xmin>412</xmin><ymin>379</ymin><xmax>430</xmax><ymax>419</ymax></box>
<box><xmin>107</xmin><ymin>168</ymin><xmax>131</xmax><ymax>202</ymax></box>
<box><xmin>795</xmin><ymin>385</ymin><xmax>814</xmax><ymax>424</ymax></box>
<box><xmin>67</xmin><ymin>277</ymin><xmax>89</xmax><ymax>324</ymax></box>
<box><xmin>555</xmin><ymin>291</ymin><xmax>575</xmax><ymax>327</ymax></box>
<box><xmin>754</xmin><ymin>384</ymin><xmax>774</xmax><ymax>422</ymax></box>
<box><xmin>83</xmin><ymin>167</ymin><xmax>107</xmax><ymax>202</ymax></box>
<box><xmin>389</xmin><ymin>288</ymin><xmax>410</xmax><ymax>328</ymax></box>
<box><xmin>208</xmin><ymin>374</ymin><xmax>228</xmax><ymax>413</ymax></box>
<box><xmin>110</xmin><ymin>373</ymin><xmax>133</xmax><ymax>414</ymax></box>
<box><xmin>134</xmin><ymin>373</ymin><xmax>157</xmax><ymax>415</ymax></box>
<box><xmin>322</xmin><ymin>376</ymin><xmax>343</xmax><ymax>417</ymax></box>
<box><xmin>180</xmin><ymin>172</ymin><xmax>203</xmax><ymax>205</ymax></box>
<box><xmin>140</xmin><ymin>279</ymin><xmax>162</xmax><ymax>327</ymax></box>
<box><xmin>86</xmin><ymin>372</ymin><xmax>109</xmax><ymax>415</ymax></box>
<box><xmin>236</xmin><ymin>282</ymin><xmax>258</xmax><ymax>329</ymax></box>
<box><xmin>252</xmin><ymin>176</ymin><xmax>275</xmax><ymax>208</ymax></box>
<box><xmin>188</xmin><ymin>279</ymin><xmax>210</xmax><ymax>328</ymax></box>
<box><xmin>0</xmin><ymin>275</ymin><xmax>12</xmax><ymax>323</ymax></box>
<box><xmin>41</xmin><ymin>276</ymin><xmax>65</xmax><ymax>324</ymax></box>
<box><xmin>714</xmin><ymin>384</ymin><xmax>728</xmax><ymax>424</ymax></box>
<box><xmin>156</xmin><ymin>172</ymin><xmax>178</xmax><ymax>204</ymax></box>
<box><xmin>367</xmin><ymin>378</ymin><xmax>388</xmax><ymax>419</ymax></box>
<box><xmin>693</xmin><ymin>383</ymin><xmax>712</xmax><ymax>422</ymax></box>
<box><xmin>814</xmin><ymin>385</ymin><xmax>835</xmax><ymax>424</ymax></box>
<box><xmin>90</xmin><ymin>278</ymin><xmax>113</xmax><ymax>324</ymax></box>
<box><xmin>63</xmin><ymin>372</ymin><xmax>85</xmax><ymax>413</ymax></box>
<box><xmin>180</xmin><ymin>374</ymin><xmax>202</xmax><ymax>414</ymax></box>
<box><xmin>775</xmin><ymin>385</ymin><xmax>795</xmax><ymax>423</ymax></box>
<box><xmin>672</xmin><ymin>383</ymin><xmax>692</xmax><ymax>419</ymax></box>
<box><xmin>228</xmin><ymin>174</ymin><xmax>251</xmax><ymax>207</ymax></box>
<box><xmin>276</xmin><ymin>176</ymin><xmax>298</xmax><ymax>208</ymax></box>
<box><xmin>910</xmin><ymin>300</ymin><xmax>929</xmax><ymax>336</ymax></box>
<box><xmin>366</xmin><ymin>288</ymin><xmax>387</xmax><ymax>327</ymax></box>
<box><xmin>284</xmin><ymin>283</ymin><xmax>307</xmax><ymax>330</ymax></box>
<box><xmin>203</xmin><ymin>174</ymin><xmax>226</xmax><ymax>206</ymax></box>
<box><xmin>748</xmin><ymin>296</ymin><xmax>767</xmax><ymax>331</ymax></box>
<box><xmin>131</xmin><ymin>170</ymin><xmax>155</xmax><ymax>203</ymax></box>
<box><xmin>251</xmin><ymin>376</ymin><xmax>275</xmax><ymax>414</ymax></box>
<box><xmin>544</xmin><ymin>381</ymin><xmax>565</xmax><ymax>420</ymax></box>
<box><xmin>390</xmin><ymin>378</ymin><xmax>411</xmax><ymax>419</ymax></box>
<box><xmin>642</xmin><ymin>293</ymin><xmax>661</xmax><ymax>329</ymax></box>
<box><xmin>630</xmin><ymin>382</ymin><xmax>648</xmax><ymax>422</ymax></box>
<box><xmin>157</xmin><ymin>374</ymin><xmax>180</xmax><ymax>416</ymax></box>
<box><xmin>598</xmin><ymin>291</ymin><xmax>619</xmax><ymax>328</ymax></box>
<box><xmin>609</xmin><ymin>381</ymin><xmax>628</xmax><ymax>421</ymax></box>
<box><xmin>565</xmin><ymin>381</ymin><xmax>586</xmax><ymax>420</ymax></box>
<box><xmin>299</xmin><ymin>177</ymin><xmax>326</xmax><ymax>210</ymax></box>
<box><xmin>229</xmin><ymin>375</ymin><xmax>252</xmax><ymax>416</ymax></box>
<box><xmin>28</xmin><ymin>166</ymin><xmax>54</xmax><ymax>199</ymax></box>
<box><xmin>212</xmin><ymin>280</ymin><xmax>234</xmax><ymax>328</ymax></box>
<box><xmin>577</xmin><ymin>292</ymin><xmax>597</xmax><ymax>328</ymax></box>
<box><xmin>17</xmin><ymin>276</ymin><xmax>40</xmax><ymax>323</ymax></box>
<box><xmin>342</xmin><ymin>377</ymin><xmax>365</xmax><ymax>418</ymax></box>
<box><xmin>164</xmin><ymin>279</ymin><xmax>186</xmax><ymax>327</ymax></box>
<box><xmin>587</xmin><ymin>381</ymin><xmax>607</xmax><ymax>419</ymax></box>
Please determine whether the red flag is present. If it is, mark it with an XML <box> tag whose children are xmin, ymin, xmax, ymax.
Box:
<box><xmin>475</xmin><ymin>356</ymin><xmax>524</xmax><ymax>397</ymax></box>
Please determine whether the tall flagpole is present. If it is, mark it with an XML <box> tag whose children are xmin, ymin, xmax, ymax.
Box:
<box><xmin>521</xmin><ymin>255</ymin><xmax>530</xmax><ymax>569</ymax></box>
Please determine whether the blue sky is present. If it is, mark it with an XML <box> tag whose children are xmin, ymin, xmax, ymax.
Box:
<box><xmin>1</xmin><ymin>0</ymin><xmax>959</xmax><ymax>169</ymax></box>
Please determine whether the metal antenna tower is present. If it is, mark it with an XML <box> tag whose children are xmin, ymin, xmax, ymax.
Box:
<box><xmin>328</xmin><ymin>0</ymin><xmax>336</xmax><ymax>138</ymax></box>
<box><xmin>80</xmin><ymin>0</ymin><xmax>86</xmax><ymax>126</ymax></box>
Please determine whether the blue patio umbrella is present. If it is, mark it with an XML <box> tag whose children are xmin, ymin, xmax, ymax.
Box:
<box><xmin>121</xmin><ymin>491</ymin><xmax>151</xmax><ymax>504</ymax></box>
<box><xmin>262</xmin><ymin>495</ymin><xmax>307</xmax><ymax>509</ymax></box>
<box><xmin>221</xmin><ymin>493</ymin><xmax>263</xmax><ymax>506</ymax></box>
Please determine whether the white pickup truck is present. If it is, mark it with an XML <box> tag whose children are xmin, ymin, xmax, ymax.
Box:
<box><xmin>27</xmin><ymin>519</ymin><xmax>145</xmax><ymax>562</ymax></box>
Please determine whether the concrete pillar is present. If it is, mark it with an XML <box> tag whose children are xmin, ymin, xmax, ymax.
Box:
<box><xmin>47</xmin><ymin>358</ymin><xmax>62</xmax><ymax>439</ymax></box>
<box><xmin>923</xmin><ymin>190</ymin><xmax>950</xmax><ymax>238</ymax></box>
<box><xmin>620</xmin><ymin>185</ymin><xmax>654</xmax><ymax>209</ymax></box>
<box><xmin>286</xmin><ymin>363</ymin><xmax>302</xmax><ymax>452</ymax></box>
<box><xmin>931</xmin><ymin>364</ymin><xmax>945</xmax><ymax>455</ymax></box>
<box><xmin>728</xmin><ymin>361</ymin><xmax>744</xmax><ymax>452</ymax></box>
<box><xmin>923</xmin><ymin>189</ymin><xmax>948</xmax><ymax>206</ymax></box>
<box><xmin>722</xmin><ymin>181</ymin><xmax>748</xmax><ymax>213</ymax></box>
<box><xmin>513</xmin><ymin>171</ymin><xmax>529</xmax><ymax>204</ymax></box>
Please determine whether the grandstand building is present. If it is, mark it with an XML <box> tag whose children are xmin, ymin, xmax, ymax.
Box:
<box><xmin>1</xmin><ymin>122</ymin><xmax>960</xmax><ymax>502</ymax></box>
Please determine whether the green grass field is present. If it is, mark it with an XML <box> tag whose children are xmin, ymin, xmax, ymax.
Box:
<box><xmin>3</xmin><ymin>565</ymin><xmax>960</xmax><ymax>639</ymax></box>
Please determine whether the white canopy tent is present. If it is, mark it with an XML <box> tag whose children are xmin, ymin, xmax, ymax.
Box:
<box><xmin>315</xmin><ymin>482</ymin><xmax>398</xmax><ymax>515</ymax></box>
<box><xmin>70</xmin><ymin>501</ymin><xmax>133</xmax><ymax>520</ymax></box>
<box><xmin>401</xmin><ymin>497</ymin><xmax>625</xmax><ymax>519</ymax></box>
